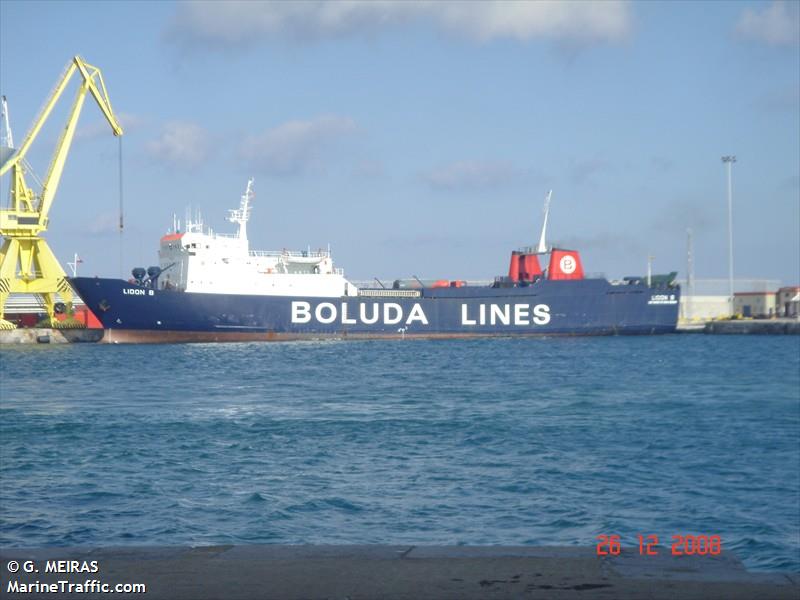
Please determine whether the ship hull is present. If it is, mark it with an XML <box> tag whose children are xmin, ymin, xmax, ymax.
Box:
<box><xmin>70</xmin><ymin>277</ymin><xmax>680</xmax><ymax>344</ymax></box>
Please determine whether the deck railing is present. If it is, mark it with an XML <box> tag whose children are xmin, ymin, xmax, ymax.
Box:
<box><xmin>248</xmin><ymin>250</ymin><xmax>330</xmax><ymax>259</ymax></box>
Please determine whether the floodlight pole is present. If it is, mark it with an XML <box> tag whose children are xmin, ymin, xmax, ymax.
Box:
<box><xmin>722</xmin><ymin>156</ymin><xmax>736</xmax><ymax>315</ymax></box>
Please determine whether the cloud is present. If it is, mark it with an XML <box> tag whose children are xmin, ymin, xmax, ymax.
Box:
<box><xmin>85</xmin><ymin>211</ymin><xmax>120</xmax><ymax>236</ymax></box>
<box><xmin>145</xmin><ymin>121</ymin><xmax>211</xmax><ymax>168</ymax></box>
<box><xmin>557</xmin><ymin>232</ymin><xmax>645</xmax><ymax>257</ymax></box>
<box><xmin>650</xmin><ymin>156</ymin><xmax>675</xmax><ymax>172</ymax></box>
<box><xmin>77</xmin><ymin>112</ymin><xmax>146</xmax><ymax>141</ymax></box>
<box><xmin>650</xmin><ymin>200</ymin><xmax>716</xmax><ymax>237</ymax></box>
<box><xmin>568</xmin><ymin>157</ymin><xmax>611</xmax><ymax>185</ymax></box>
<box><xmin>166</xmin><ymin>1</ymin><xmax>632</xmax><ymax>49</ymax></box>
<box><xmin>753</xmin><ymin>85</ymin><xmax>800</xmax><ymax>113</ymax></box>
<box><xmin>432</xmin><ymin>1</ymin><xmax>632</xmax><ymax>44</ymax></box>
<box><xmin>239</xmin><ymin>115</ymin><xmax>356</xmax><ymax>175</ymax></box>
<box><xmin>781</xmin><ymin>174</ymin><xmax>800</xmax><ymax>191</ymax></box>
<box><xmin>422</xmin><ymin>160</ymin><xmax>521</xmax><ymax>190</ymax></box>
<box><xmin>735</xmin><ymin>1</ymin><xmax>800</xmax><ymax>47</ymax></box>
<box><xmin>352</xmin><ymin>159</ymin><xmax>385</xmax><ymax>179</ymax></box>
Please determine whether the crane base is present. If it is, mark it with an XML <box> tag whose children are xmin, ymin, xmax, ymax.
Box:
<box><xmin>52</xmin><ymin>320</ymin><xmax>87</xmax><ymax>329</ymax></box>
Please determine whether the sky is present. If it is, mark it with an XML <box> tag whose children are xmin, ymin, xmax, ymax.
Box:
<box><xmin>1</xmin><ymin>0</ymin><xmax>798</xmax><ymax>286</ymax></box>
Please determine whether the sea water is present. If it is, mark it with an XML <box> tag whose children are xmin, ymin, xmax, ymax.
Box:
<box><xmin>1</xmin><ymin>335</ymin><xmax>798</xmax><ymax>572</ymax></box>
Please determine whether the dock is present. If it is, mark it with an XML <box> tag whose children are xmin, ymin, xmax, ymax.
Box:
<box><xmin>0</xmin><ymin>327</ymin><xmax>102</xmax><ymax>344</ymax></box>
<box><xmin>703</xmin><ymin>318</ymin><xmax>800</xmax><ymax>334</ymax></box>
<box><xmin>1</xmin><ymin>545</ymin><xmax>797</xmax><ymax>599</ymax></box>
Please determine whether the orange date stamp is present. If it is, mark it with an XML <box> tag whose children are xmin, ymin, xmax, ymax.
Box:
<box><xmin>596</xmin><ymin>534</ymin><xmax>722</xmax><ymax>556</ymax></box>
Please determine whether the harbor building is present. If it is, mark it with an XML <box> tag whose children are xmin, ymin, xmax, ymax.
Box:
<box><xmin>679</xmin><ymin>278</ymin><xmax>780</xmax><ymax>321</ymax></box>
<box><xmin>734</xmin><ymin>291</ymin><xmax>777</xmax><ymax>318</ymax></box>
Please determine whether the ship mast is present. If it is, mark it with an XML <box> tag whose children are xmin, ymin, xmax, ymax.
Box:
<box><xmin>228</xmin><ymin>177</ymin><xmax>254</xmax><ymax>242</ymax></box>
<box><xmin>536</xmin><ymin>190</ymin><xmax>552</xmax><ymax>253</ymax></box>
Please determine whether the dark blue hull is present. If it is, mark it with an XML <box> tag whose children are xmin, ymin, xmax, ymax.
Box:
<box><xmin>70</xmin><ymin>277</ymin><xmax>680</xmax><ymax>343</ymax></box>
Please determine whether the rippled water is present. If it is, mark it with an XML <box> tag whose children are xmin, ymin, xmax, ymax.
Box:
<box><xmin>1</xmin><ymin>336</ymin><xmax>798</xmax><ymax>571</ymax></box>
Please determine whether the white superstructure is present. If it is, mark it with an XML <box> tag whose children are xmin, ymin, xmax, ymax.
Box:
<box><xmin>157</xmin><ymin>179</ymin><xmax>357</xmax><ymax>297</ymax></box>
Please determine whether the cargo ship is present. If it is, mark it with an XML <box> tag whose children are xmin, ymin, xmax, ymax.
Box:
<box><xmin>70</xmin><ymin>180</ymin><xmax>680</xmax><ymax>343</ymax></box>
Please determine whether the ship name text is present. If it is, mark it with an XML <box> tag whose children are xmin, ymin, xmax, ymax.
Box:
<box><xmin>461</xmin><ymin>303</ymin><xmax>551</xmax><ymax>326</ymax></box>
<box><xmin>291</xmin><ymin>301</ymin><xmax>551</xmax><ymax>327</ymax></box>
<box><xmin>292</xmin><ymin>302</ymin><xmax>429</xmax><ymax>325</ymax></box>
<box><xmin>647</xmin><ymin>294</ymin><xmax>678</xmax><ymax>305</ymax></box>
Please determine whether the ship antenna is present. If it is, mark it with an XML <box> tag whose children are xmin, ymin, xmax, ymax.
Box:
<box><xmin>228</xmin><ymin>177</ymin><xmax>254</xmax><ymax>241</ymax></box>
<box><xmin>536</xmin><ymin>190</ymin><xmax>552</xmax><ymax>253</ymax></box>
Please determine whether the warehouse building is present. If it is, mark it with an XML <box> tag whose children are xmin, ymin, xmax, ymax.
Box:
<box><xmin>734</xmin><ymin>292</ymin><xmax>776</xmax><ymax>318</ymax></box>
<box><xmin>776</xmin><ymin>286</ymin><xmax>800</xmax><ymax>318</ymax></box>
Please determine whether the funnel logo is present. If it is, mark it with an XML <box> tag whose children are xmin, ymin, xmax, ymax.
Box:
<box><xmin>560</xmin><ymin>255</ymin><xmax>576</xmax><ymax>274</ymax></box>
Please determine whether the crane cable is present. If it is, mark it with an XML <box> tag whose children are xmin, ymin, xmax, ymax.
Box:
<box><xmin>118</xmin><ymin>136</ymin><xmax>124</xmax><ymax>278</ymax></box>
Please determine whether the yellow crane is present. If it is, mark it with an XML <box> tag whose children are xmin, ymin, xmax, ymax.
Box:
<box><xmin>0</xmin><ymin>56</ymin><xmax>123</xmax><ymax>329</ymax></box>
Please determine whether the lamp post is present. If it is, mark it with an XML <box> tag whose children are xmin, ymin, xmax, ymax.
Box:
<box><xmin>721</xmin><ymin>155</ymin><xmax>736</xmax><ymax>315</ymax></box>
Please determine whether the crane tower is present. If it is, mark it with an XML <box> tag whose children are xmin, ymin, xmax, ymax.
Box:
<box><xmin>0</xmin><ymin>56</ymin><xmax>123</xmax><ymax>329</ymax></box>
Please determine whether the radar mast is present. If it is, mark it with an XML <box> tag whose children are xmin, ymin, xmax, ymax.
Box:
<box><xmin>228</xmin><ymin>177</ymin><xmax>254</xmax><ymax>241</ymax></box>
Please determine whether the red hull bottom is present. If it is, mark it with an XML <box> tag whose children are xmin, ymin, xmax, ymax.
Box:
<box><xmin>99</xmin><ymin>328</ymin><xmax>614</xmax><ymax>344</ymax></box>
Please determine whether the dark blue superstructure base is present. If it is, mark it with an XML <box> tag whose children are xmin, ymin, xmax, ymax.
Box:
<box><xmin>70</xmin><ymin>277</ymin><xmax>680</xmax><ymax>343</ymax></box>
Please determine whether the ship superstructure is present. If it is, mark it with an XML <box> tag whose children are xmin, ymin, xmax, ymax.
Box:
<box><xmin>153</xmin><ymin>179</ymin><xmax>356</xmax><ymax>298</ymax></box>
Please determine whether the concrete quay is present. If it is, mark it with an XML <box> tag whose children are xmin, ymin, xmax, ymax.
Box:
<box><xmin>676</xmin><ymin>318</ymin><xmax>800</xmax><ymax>334</ymax></box>
<box><xmin>1</xmin><ymin>545</ymin><xmax>797</xmax><ymax>599</ymax></box>
<box><xmin>0</xmin><ymin>327</ymin><xmax>102</xmax><ymax>344</ymax></box>
<box><xmin>704</xmin><ymin>318</ymin><xmax>800</xmax><ymax>334</ymax></box>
